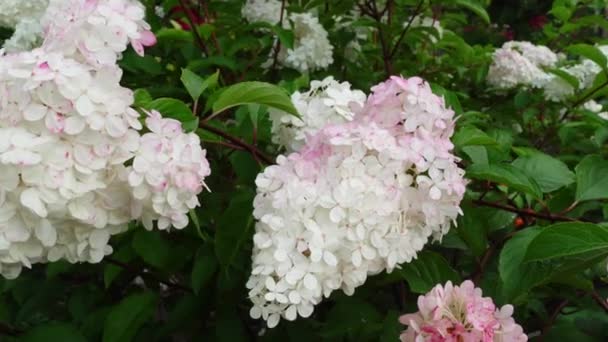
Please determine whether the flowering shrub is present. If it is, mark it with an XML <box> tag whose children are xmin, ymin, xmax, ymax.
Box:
<box><xmin>0</xmin><ymin>0</ymin><xmax>607</xmax><ymax>341</ymax></box>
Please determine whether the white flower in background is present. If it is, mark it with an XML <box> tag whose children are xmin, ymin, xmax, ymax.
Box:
<box><xmin>409</xmin><ymin>15</ymin><xmax>443</xmax><ymax>43</ymax></box>
<box><xmin>0</xmin><ymin>0</ymin><xmax>48</xmax><ymax>29</ymax></box>
<box><xmin>128</xmin><ymin>110</ymin><xmax>211</xmax><ymax>231</ymax></box>
<box><xmin>333</xmin><ymin>10</ymin><xmax>369</xmax><ymax>63</ymax></box>
<box><xmin>242</xmin><ymin>0</ymin><xmax>284</xmax><ymax>26</ymax></box>
<box><xmin>0</xmin><ymin>0</ymin><xmax>48</xmax><ymax>51</ymax></box>
<box><xmin>273</xmin><ymin>13</ymin><xmax>334</xmax><ymax>72</ymax></box>
<box><xmin>487</xmin><ymin>41</ymin><xmax>557</xmax><ymax>90</ymax></box>
<box><xmin>0</xmin><ymin>0</ymin><xmax>206</xmax><ymax>279</ymax></box>
<box><xmin>248</xmin><ymin>76</ymin><xmax>466</xmax><ymax>328</ymax></box>
<box><xmin>543</xmin><ymin>46</ymin><xmax>608</xmax><ymax>102</ymax></box>
<box><xmin>269</xmin><ymin>76</ymin><xmax>366</xmax><ymax>152</ymax></box>
<box><xmin>582</xmin><ymin>100</ymin><xmax>608</xmax><ymax>120</ymax></box>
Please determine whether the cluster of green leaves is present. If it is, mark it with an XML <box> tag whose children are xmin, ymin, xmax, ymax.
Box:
<box><xmin>1</xmin><ymin>0</ymin><xmax>608</xmax><ymax>341</ymax></box>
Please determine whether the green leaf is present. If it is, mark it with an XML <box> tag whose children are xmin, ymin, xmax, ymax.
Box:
<box><xmin>103</xmin><ymin>292</ymin><xmax>157</xmax><ymax>342</ymax></box>
<box><xmin>512</xmin><ymin>152</ymin><xmax>575</xmax><ymax>193</ymax></box>
<box><xmin>566</xmin><ymin>44</ymin><xmax>608</xmax><ymax>75</ymax></box>
<box><xmin>499</xmin><ymin>228</ymin><xmax>552</xmax><ymax>302</ymax></box>
<box><xmin>322</xmin><ymin>297</ymin><xmax>382</xmax><ymax>339</ymax></box>
<box><xmin>21</xmin><ymin>323</ymin><xmax>86</xmax><ymax>342</ymax></box>
<box><xmin>575</xmin><ymin>155</ymin><xmax>608</xmax><ymax>202</ymax></box>
<box><xmin>191</xmin><ymin>246</ymin><xmax>218</xmax><ymax>295</ymax></box>
<box><xmin>180</xmin><ymin>69</ymin><xmax>219</xmax><ymax>101</ymax></box>
<box><xmin>467</xmin><ymin>163</ymin><xmax>543</xmax><ymax>199</ymax></box>
<box><xmin>550</xmin><ymin>5</ymin><xmax>572</xmax><ymax>21</ymax></box>
<box><xmin>214</xmin><ymin>191</ymin><xmax>255</xmax><ymax>267</ymax></box>
<box><xmin>454</xmin><ymin>0</ymin><xmax>491</xmax><ymax>24</ymax></box>
<box><xmin>395</xmin><ymin>251</ymin><xmax>461</xmax><ymax>293</ymax></box>
<box><xmin>457</xmin><ymin>206</ymin><xmax>488</xmax><ymax>257</ymax></box>
<box><xmin>133</xmin><ymin>89</ymin><xmax>153</xmax><ymax>108</ymax></box>
<box><xmin>211</xmin><ymin>81</ymin><xmax>298</xmax><ymax>118</ymax></box>
<box><xmin>145</xmin><ymin>98</ymin><xmax>194</xmax><ymax>122</ymax></box>
<box><xmin>453</xmin><ymin>126</ymin><xmax>497</xmax><ymax>148</ymax></box>
<box><xmin>525</xmin><ymin>222</ymin><xmax>608</xmax><ymax>262</ymax></box>
<box><xmin>548</xmin><ymin>68</ymin><xmax>580</xmax><ymax>90</ymax></box>
<box><xmin>132</xmin><ymin>230</ymin><xmax>172</xmax><ymax>270</ymax></box>
<box><xmin>272</xmin><ymin>26</ymin><xmax>294</xmax><ymax>49</ymax></box>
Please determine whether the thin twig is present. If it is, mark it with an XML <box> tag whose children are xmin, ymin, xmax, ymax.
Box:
<box><xmin>199</xmin><ymin>122</ymin><xmax>274</xmax><ymax>165</ymax></box>
<box><xmin>560</xmin><ymin>78</ymin><xmax>608</xmax><ymax>122</ymax></box>
<box><xmin>539</xmin><ymin>299</ymin><xmax>569</xmax><ymax>341</ymax></box>
<box><xmin>178</xmin><ymin>0</ymin><xmax>209</xmax><ymax>56</ymax></box>
<box><xmin>473</xmin><ymin>199</ymin><xmax>587</xmax><ymax>222</ymax></box>
<box><xmin>389</xmin><ymin>0</ymin><xmax>424</xmax><ymax>59</ymax></box>
<box><xmin>590</xmin><ymin>291</ymin><xmax>608</xmax><ymax>314</ymax></box>
<box><xmin>269</xmin><ymin>0</ymin><xmax>287</xmax><ymax>77</ymax></box>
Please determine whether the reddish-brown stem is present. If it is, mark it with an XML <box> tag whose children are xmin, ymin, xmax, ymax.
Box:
<box><xmin>199</xmin><ymin>122</ymin><xmax>273</xmax><ymax>165</ymax></box>
<box><xmin>177</xmin><ymin>0</ymin><xmax>209</xmax><ymax>56</ymax></box>
<box><xmin>539</xmin><ymin>299</ymin><xmax>570</xmax><ymax>341</ymax></box>
<box><xmin>473</xmin><ymin>199</ymin><xmax>586</xmax><ymax>222</ymax></box>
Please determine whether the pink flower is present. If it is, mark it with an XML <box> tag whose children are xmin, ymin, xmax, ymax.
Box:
<box><xmin>399</xmin><ymin>281</ymin><xmax>527</xmax><ymax>342</ymax></box>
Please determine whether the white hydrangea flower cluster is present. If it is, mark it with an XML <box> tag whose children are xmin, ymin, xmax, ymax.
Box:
<box><xmin>275</xmin><ymin>13</ymin><xmax>334</xmax><ymax>72</ymax></box>
<box><xmin>0</xmin><ymin>0</ymin><xmax>49</xmax><ymax>52</ymax></box>
<box><xmin>0</xmin><ymin>0</ymin><xmax>209</xmax><ymax>279</ymax></box>
<box><xmin>241</xmin><ymin>0</ymin><xmax>284</xmax><ymax>26</ymax></box>
<box><xmin>487</xmin><ymin>41</ymin><xmax>558</xmax><ymax>90</ymax></box>
<box><xmin>248</xmin><ymin>76</ymin><xmax>466</xmax><ymax>328</ymax></box>
<box><xmin>543</xmin><ymin>46</ymin><xmax>608</xmax><ymax>102</ymax></box>
<box><xmin>268</xmin><ymin>76</ymin><xmax>366</xmax><ymax>153</ymax></box>
<box><xmin>409</xmin><ymin>16</ymin><xmax>443</xmax><ymax>43</ymax></box>
<box><xmin>128</xmin><ymin>110</ymin><xmax>211</xmax><ymax>231</ymax></box>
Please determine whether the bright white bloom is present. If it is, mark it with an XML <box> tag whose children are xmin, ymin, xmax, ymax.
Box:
<box><xmin>0</xmin><ymin>0</ymin><xmax>206</xmax><ymax>279</ymax></box>
<box><xmin>128</xmin><ymin>110</ymin><xmax>211</xmax><ymax>231</ymax></box>
<box><xmin>241</xmin><ymin>0</ymin><xmax>283</xmax><ymax>26</ymax></box>
<box><xmin>543</xmin><ymin>46</ymin><xmax>608</xmax><ymax>102</ymax></box>
<box><xmin>582</xmin><ymin>100</ymin><xmax>608</xmax><ymax>120</ymax></box>
<box><xmin>269</xmin><ymin>76</ymin><xmax>366</xmax><ymax>152</ymax></box>
<box><xmin>409</xmin><ymin>16</ymin><xmax>443</xmax><ymax>43</ymax></box>
<box><xmin>248</xmin><ymin>76</ymin><xmax>466</xmax><ymax>327</ymax></box>
<box><xmin>0</xmin><ymin>0</ymin><xmax>48</xmax><ymax>29</ymax></box>
<box><xmin>487</xmin><ymin>41</ymin><xmax>557</xmax><ymax>90</ymax></box>
<box><xmin>273</xmin><ymin>13</ymin><xmax>334</xmax><ymax>72</ymax></box>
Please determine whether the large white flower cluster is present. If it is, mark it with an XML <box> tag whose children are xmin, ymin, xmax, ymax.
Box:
<box><xmin>543</xmin><ymin>46</ymin><xmax>608</xmax><ymax>102</ymax></box>
<box><xmin>0</xmin><ymin>0</ymin><xmax>209</xmax><ymax>279</ymax></box>
<box><xmin>487</xmin><ymin>41</ymin><xmax>608</xmax><ymax>102</ymax></box>
<box><xmin>0</xmin><ymin>0</ymin><xmax>49</xmax><ymax>51</ymax></box>
<box><xmin>487</xmin><ymin>41</ymin><xmax>558</xmax><ymax>90</ymax></box>
<box><xmin>247</xmin><ymin>76</ymin><xmax>466</xmax><ymax>328</ymax></box>
<box><xmin>275</xmin><ymin>13</ymin><xmax>334</xmax><ymax>72</ymax></box>
<box><xmin>268</xmin><ymin>76</ymin><xmax>366</xmax><ymax>153</ymax></box>
<box><xmin>241</xmin><ymin>0</ymin><xmax>284</xmax><ymax>26</ymax></box>
<box><xmin>129</xmin><ymin>110</ymin><xmax>211</xmax><ymax>231</ymax></box>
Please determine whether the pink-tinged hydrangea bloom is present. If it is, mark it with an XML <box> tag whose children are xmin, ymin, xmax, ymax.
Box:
<box><xmin>0</xmin><ymin>0</ymin><xmax>206</xmax><ymax>279</ymax></box>
<box><xmin>399</xmin><ymin>280</ymin><xmax>527</xmax><ymax>342</ymax></box>
<box><xmin>248</xmin><ymin>76</ymin><xmax>466</xmax><ymax>328</ymax></box>
<box><xmin>268</xmin><ymin>76</ymin><xmax>366</xmax><ymax>153</ymax></box>
<box><xmin>128</xmin><ymin>110</ymin><xmax>211</xmax><ymax>231</ymax></box>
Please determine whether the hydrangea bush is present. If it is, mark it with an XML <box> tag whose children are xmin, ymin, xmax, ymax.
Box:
<box><xmin>0</xmin><ymin>0</ymin><xmax>607</xmax><ymax>341</ymax></box>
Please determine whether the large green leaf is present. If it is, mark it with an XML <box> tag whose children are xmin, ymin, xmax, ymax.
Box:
<box><xmin>132</xmin><ymin>230</ymin><xmax>172</xmax><ymax>270</ymax></box>
<box><xmin>467</xmin><ymin>163</ymin><xmax>543</xmax><ymax>199</ymax></box>
<box><xmin>394</xmin><ymin>251</ymin><xmax>461</xmax><ymax>293</ymax></box>
<box><xmin>211</xmin><ymin>81</ymin><xmax>298</xmax><ymax>118</ymax></box>
<box><xmin>103</xmin><ymin>292</ymin><xmax>158</xmax><ymax>342</ymax></box>
<box><xmin>214</xmin><ymin>191</ymin><xmax>255</xmax><ymax>267</ymax></box>
<box><xmin>191</xmin><ymin>245</ymin><xmax>218</xmax><ymax>295</ymax></box>
<box><xmin>453</xmin><ymin>0</ymin><xmax>491</xmax><ymax>24</ymax></box>
<box><xmin>498</xmin><ymin>228</ymin><xmax>553</xmax><ymax>302</ymax></box>
<box><xmin>575</xmin><ymin>155</ymin><xmax>608</xmax><ymax>202</ymax></box>
<box><xmin>21</xmin><ymin>323</ymin><xmax>86</xmax><ymax>342</ymax></box>
<box><xmin>453</xmin><ymin>126</ymin><xmax>497</xmax><ymax>148</ymax></box>
<box><xmin>457</xmin><ymin>206</ymin><xmax>488</xmax><ymax>257</ymax></box>
<box><xmin>512</xmin><ymin>152</ymin><xmax>575</xmax><ymax>193</ymax></box>
<box><xmin>525</xmin><ymin>222</ymin><xmax>608</xmax><ymax>262</ymax></box>
<box><xmin>180</xmin><ymin>69</ymin><xmax>219</xmax><ymax>101</ymax></box>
